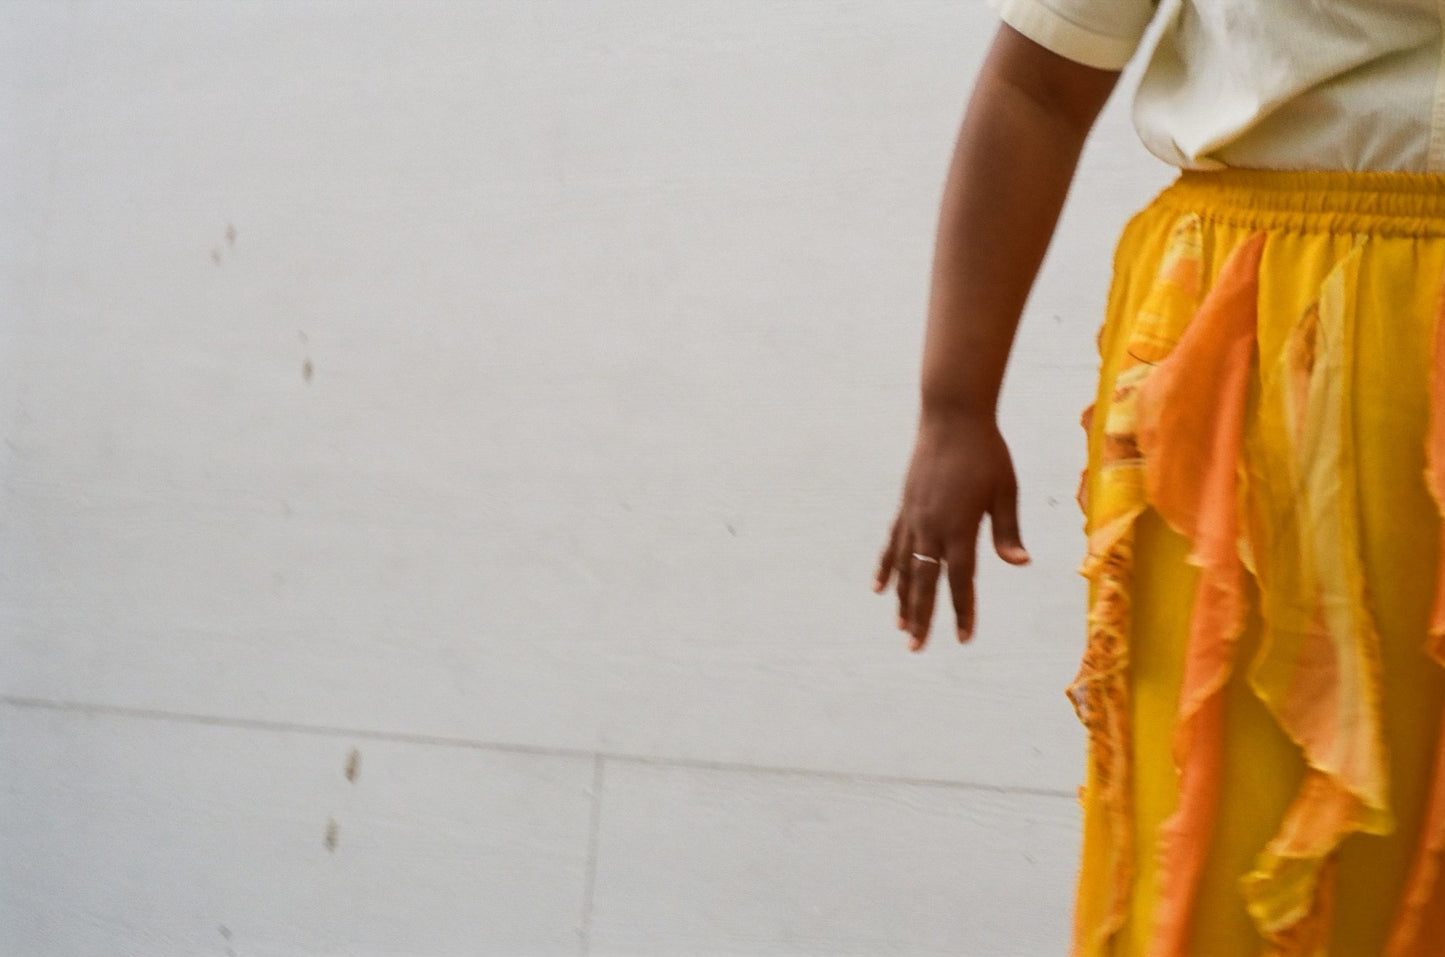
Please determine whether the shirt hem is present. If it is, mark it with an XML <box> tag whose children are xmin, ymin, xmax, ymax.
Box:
<box><xmin>988</xmin><ymin>0</ymin><xmax>1142</xmax><ymax>71</ymax></box>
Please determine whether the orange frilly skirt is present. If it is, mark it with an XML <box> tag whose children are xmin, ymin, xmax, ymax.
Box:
<box><xmin>1072</xmin><ymin>170</ymin><xmax>1445</xmax><ymax>957</ymax></box>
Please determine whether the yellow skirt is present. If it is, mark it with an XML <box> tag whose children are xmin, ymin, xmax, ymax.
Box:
<box><xmin>1072</xmin><ymin>171</ymin><xmax>1445</xmax><ymax>957</ymax></box>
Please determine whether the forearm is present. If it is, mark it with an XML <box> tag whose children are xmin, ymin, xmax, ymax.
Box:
<box><xmin>920</xmin><ymin>27</ymin><xmax>1119</xmax><ymax>421</ymax></box>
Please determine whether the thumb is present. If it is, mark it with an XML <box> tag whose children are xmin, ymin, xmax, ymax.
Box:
<box><xmin>989</xmin><ymin>479</ymin><xmax>1030</xmax><ymax>566</ymax></box>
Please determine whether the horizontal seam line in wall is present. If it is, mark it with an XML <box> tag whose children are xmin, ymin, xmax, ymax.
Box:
<box><xmin>0</xmin><ymin>694</ymin><xmax>1073</xmax><ymax>800</ymax></box>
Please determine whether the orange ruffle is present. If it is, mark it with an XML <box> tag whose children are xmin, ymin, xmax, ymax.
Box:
<box><xmin>1136</xmin><ymin>230</ymin><xmax>1265</xmax><ymax>957</ymax></box>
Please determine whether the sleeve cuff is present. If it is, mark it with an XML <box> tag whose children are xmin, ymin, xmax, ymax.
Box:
<box><xmin>987</xmin><ymin>0</ymin><xmax>1143</xmax><ymax>71</ymax></box>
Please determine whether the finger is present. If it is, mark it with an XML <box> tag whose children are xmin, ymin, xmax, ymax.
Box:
<box><xmin>895</xmin><ymin>532</ymin><xmax>914</xmax><ymax>632</ymax></box>
<box><xmin>874</xmin><ymin>517</ymin><xmax>901</xmax><ymax>593</ymax></box>
<box><xmin>907</xmin><ymin>546</ymin><xmax>944</xmax><ymax>650</ymax></box>
<box><xmin>945</xmin><ymin>521</ymin><xmax>980</xmax><ymax>642</ymax></box>
<box><xmin>989</xmin><ymin>475</ymin><xmax>1031</xmax><ymax>566</ymax></box>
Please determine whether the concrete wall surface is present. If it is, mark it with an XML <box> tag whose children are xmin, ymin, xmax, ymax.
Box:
<box><xmin>0</xmin><ymin>2</ymin><xmax>1175</xmax><ymax>955</ymax></box>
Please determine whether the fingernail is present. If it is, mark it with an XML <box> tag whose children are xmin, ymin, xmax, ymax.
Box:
<box><xmin>897</xmin><ymin>617</ymin><xmax>908</xmax><ymax>631</ymax></box>
<box><xmin>957</xmin><ymin>627</ymin><xmax>972</xmax><ymax>643</ymax></box>
<box><xmin>909</xmin><ymin>636</ymin><xmax>923</xmax><ymax>652</ymax></box>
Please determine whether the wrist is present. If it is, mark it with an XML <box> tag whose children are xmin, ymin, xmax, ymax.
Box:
<box><xmin>918</xmin><ymin>393</ymin><xmax>997</xmax><ymax>428</ymax></box>
<box><xmin>916</xmin><ymin>399</ymin><xmax>1000</xmax><ymax>444</ymax></box>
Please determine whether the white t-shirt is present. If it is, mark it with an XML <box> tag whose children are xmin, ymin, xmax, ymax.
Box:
<box><xmin>989</xmin><ymin>0</ymin><xmax>1445</xmax><ymax>172</ymax></box>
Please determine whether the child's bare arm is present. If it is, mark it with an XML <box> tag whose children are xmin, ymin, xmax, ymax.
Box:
<box><xmin>875</xmin><ymin>25</ymin><xmax>1120</xmax><ymax>649</ymax></box>
<box><xmin>921</xmin><ymin>25</ymin><xmax>1120</xmax><ymax>415</ymax></box>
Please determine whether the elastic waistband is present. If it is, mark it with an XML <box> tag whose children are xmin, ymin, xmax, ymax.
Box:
<box><xmin>1155</xmin><ymin>169</ymin><xmax>1445</xmax><ymax>238</ymax></box>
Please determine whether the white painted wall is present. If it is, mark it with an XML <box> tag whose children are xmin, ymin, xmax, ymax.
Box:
<box><xmin>0</xmin><ymin>2</ymin><xmax>1175</xmax><ymax>954</ymax></box>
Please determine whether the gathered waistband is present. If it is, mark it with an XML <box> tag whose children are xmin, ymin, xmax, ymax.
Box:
<box><xmin>1154</xmin><ymin>169</ymin><xmax>1445</xmax><ymax>237</ymax></box>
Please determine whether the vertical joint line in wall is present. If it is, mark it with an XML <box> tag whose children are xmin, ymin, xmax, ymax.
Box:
<box><xmin>1430</xmin><ymin>0</ymin><xmax>1445</xmax><ymax>171</ymax></box>
<box><xmin>578</xmin><ymin>754</ymin><xmax>605</xmax><ymax>957</ymax></box>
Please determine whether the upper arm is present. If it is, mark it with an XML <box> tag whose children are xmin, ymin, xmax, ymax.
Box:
<box><xmin>979</xmin><ymin>23</ymin><xmax>1126</xmax><ymax>137</ymax></box>
<box><xmin>979</xmin><ymin>0</ymin><xmax>1158</xmax><ymax>134</ymax></box>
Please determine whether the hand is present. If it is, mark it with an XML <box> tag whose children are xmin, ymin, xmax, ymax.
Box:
<box><xmin>873</xmin><ymin>411</ymin><xmax>1030</xmax><ymax>651</ymax></box>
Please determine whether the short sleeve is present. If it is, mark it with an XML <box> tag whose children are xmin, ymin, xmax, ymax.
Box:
<box><xmin>987</xmin><ymin>0</ymin><xmax>1156</xmax><ymax>70</ymax></box>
